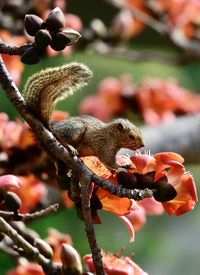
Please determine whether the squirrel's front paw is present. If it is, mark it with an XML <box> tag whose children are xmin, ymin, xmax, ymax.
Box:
<box><xmin>66</xmin><ymin>144</ymin><xmax>78</xmax><ymax>156</ymax></box>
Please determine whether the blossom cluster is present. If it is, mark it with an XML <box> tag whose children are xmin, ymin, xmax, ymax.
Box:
<box><xmin>79</xmin><ymin>75</ymin><xmax>200</xmax><ymax>125</ymax></box>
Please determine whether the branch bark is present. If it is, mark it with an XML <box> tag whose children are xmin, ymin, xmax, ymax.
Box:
<box><xmin>0</xmin><ymin>217</ymin><xmax>61</xmax><ymax>274</ymax></box>
<box><xmin>0</xmin><ymin>204</ymin><xmax>59</xmax><ymax>222</ymax></box>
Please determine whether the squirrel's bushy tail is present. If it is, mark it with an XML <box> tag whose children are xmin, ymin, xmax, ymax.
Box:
<box><xmin>23</xmin><ymin>62</ymin><xmax>93</xmax><ymax>127</ymax></box>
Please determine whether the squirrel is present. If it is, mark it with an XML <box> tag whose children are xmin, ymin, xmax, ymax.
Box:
<box><xmin>23</xmin><ymin>62</ymin><xmax>144</xmax><ymax>170</ymax></box>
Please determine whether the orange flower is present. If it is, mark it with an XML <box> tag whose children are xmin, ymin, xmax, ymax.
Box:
<box><xmin>111</xmin><ymin>9</ymin><xmax>145</xmax><ymax>40</ymax></box>
<box><xmin>51</xmin><ymin>111</ymin><xmax>69</xmax><ymax>122</ymax></box>
<box><xmin>82</xmin><ymin>152</ymin><xmax>197</xmax><ymax>241</ymax></box>
<box><xmin>45</xmin><ymin>228</ymin><xmax>72</xmax><ymax>263</ymax></box>
<box><xmin>8</xmin><ymin>263</ymin><xmax>44</xmax><ymax>275</ymax></box>
<box><xmin>79</xmin><ymin>77</ymin><xmax>125</xmax><ymax>121</ymax></box>
<box><xmin>83</xmin><ymin>250</ymin><xmax>148</xmax><ymax>275</ymax></box>
<box><xmin>136</xmin><ymin>78</ymin><xmax>200</xmax><ymax>125</ymax></box>
<box><xmin>130</xmin><ymin>152</ymin><xmax>198</xmax><ymax>215</ymax></box>
<box><xmin>0</xmin><ymin>31</ymin><xmax>26</xmax><ymax>86</ymax></box>
<box><xmin>15</xmin><ymin>174</ymin><xmax>47</xmax><ymax>213</ymax></box>
<box><xmin>0</xmin><ymin>113</ymin><xmax>36</xmax><ymax>152</ymax></box>
<box><xmin>82</xmin><ymin>156</ymin><xmax>132</xmax><ymax>217</ymax></box>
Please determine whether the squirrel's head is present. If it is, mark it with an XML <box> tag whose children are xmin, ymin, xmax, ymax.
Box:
<box><xmin>112</xmin><ymin>119</ymin><xmax>144</xmax><ymax>150</ymax></box>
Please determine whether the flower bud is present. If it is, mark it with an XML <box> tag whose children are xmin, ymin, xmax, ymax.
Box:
<box><xmin>35</xmin><ymin>29</ymin><xmax>52</xmax><ymax>49</ymax></box>
<box><xmin>5</xmin><ymin>191</ymin><xmax>21</xmax><ymax>212</ymax></box>
<box><xmin>24</xmin><ymin>14</ymin><xmax>44</xmax><ymax>36</ymax></box>
<box><xmin>154</xmin><ymin>176</ymin><xmax>177</xmax><ymax>202</ymax></box>
<box><xmin>35</xmin><ymin>239</ymin><xmax>53</xmax><ymax>259</ymax></box>
<box><xmin>137</xmin><ymin>171</ymin><xmax>155</xmax><ymax>189</ymax></box>
<box><xmin>117</xmin><ymin>170</ymin><xmax>138</xmax><ymax>189</ymax></box>
<box><xmin>21</xmin><ymin>47</ymin><xmax>40</xmax><ymax>64</ymax></box>
<box><xmin>60</xmin><ymin>244</ymin><xmax>82</xmax><ymax>274</ymax></box>
<box><xmin>50</xmin><ymin>32</ymin><xmax>70</xmax><ymax>51</ymax></box>
<box><xmin>45</xmin><ymin>7</ymin><xmax>65</xmax><ymax>32</ymax></box>
<box><xmin>62</xmin><ymin>29</ymin><xmax>81</xmax><ymax>46</ymax></box>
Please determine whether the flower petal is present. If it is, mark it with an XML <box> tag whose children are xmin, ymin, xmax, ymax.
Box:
<box><xmin>0</xmin><ymin>175</ymin><xmax>21</xmax><ymax>189</ymax></box>
<box><xmin>130</xmin><ymin>153</ymin><xmax>155</xmax><ymax>174</ymax></box>
<box><xmin>162</xmin><ymin>174</ymin><xmax>198</xmax><ymax>216</ymax></box>
<box><xmin>96</xmin><ymin>188</ymin><xmax>131</xmax><ymax>216</ymax></box>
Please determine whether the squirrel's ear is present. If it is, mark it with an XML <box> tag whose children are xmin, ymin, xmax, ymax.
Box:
<box><xmin>116</xmin><ymin>122</ymin><xmax>125</xmax><ymax>132</ymax></box>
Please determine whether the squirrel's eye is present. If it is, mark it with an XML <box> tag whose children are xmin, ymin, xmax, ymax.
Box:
<box><xmin>129</xmin><ymin>135</ymin><xmax>135</xmax><ymax>140</ymax></box>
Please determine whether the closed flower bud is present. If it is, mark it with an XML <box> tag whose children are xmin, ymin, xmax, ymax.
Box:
<box><xmin>45</xmin><ymin>7</ymin><xmax>65</xmax><ymax>32</ymax></box>
<box><xmin>35</xmin><ymin>239</ymin><xmax>53</xmax><ymax>259</ymax></box>
<box><xmin>24</xmin><ymin>14</ymin><xmax>44</xmax><ymax>36</ymax></box>
<box><xmin>35</xmin><ymin>29</ymin><xmax>52</xmax><ymax>49</ymax></box>
<box><xmin>117</xmin><ymin>170</ymin><xmax>138</xmax><ymax>189</ymax></box>
<box><xmin>137</xmin><ymin>171</ymin><xmax>155</xmax><ymax>189</ymax></box>
<box><xmin>60</xmin><ymin>244</ymin><xmax>82</xmax><ymax>274</ymax></box>
<box><xmin>5</xmin><ymin>191</ymin><xmax>22</xmax><ymax>212</ymax></box>
<box><xmin>154</xmin><ymin>176</ymin><xmax>177</xmax><ymax>202</ymax></box>
<box><xmin>21</xmin><ymin>47</ymin><xmax>40</xmax><ymax>64</ymax></box>
<box><xmin>62</xmin><ymin>29</ymin><xmax>81</xmax><ymax>46</ymax></box>
<box><xmin>50</xmin><ymin>32</ymin><xmax>70</xmax><ymax>51</ymax></box>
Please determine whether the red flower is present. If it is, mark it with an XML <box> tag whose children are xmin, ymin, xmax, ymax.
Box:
<box><xmin>15</xmin><ymin>174</ymin><xmax>47</xmax><ymax>213</ymax></box>
<box><xmin>0</xmin><ymin>31</ymin><xmax>26</xmax><ymax>86</ymax></box>
<box><xmin>0</xmin><ymin>113</ymin><xmax>36</xmax><ymax>152</ymax></box>
<box><xmin>135</xmin><ymin>78</ymin><xmax>200</xmax><ymax>125</ymax></box>
<box><xmin>130</xmin><ymin>152</ymin><xmax>198</xmax><ymax>215</ymax></box>
<box><xmin>79</xmin><ymin>77</ymin><xmax>126</xmax><ymax>121</ymax></box>
<box><xmin>82</xmin><ymin>156</ymin><xmax>132</xmax><ymax>217</ymax></box>
<box><xmin>45</xmin><ymin>228</ymin><xmax>72</xmax><ymax>263</ymax></box>
<box><xmin>82</xmin><ymin>151</ymin><xmax>197</xmax><ymax>241</ymax></box>
<box><xmin>83</xmin><ymin>250</ymin><xmax>148</xmax><ymax>275</ymax></box>
<box><xmin>7</xmin><ymin>263</ymin><xmax>44</xmax><ymax>275</ymax></box>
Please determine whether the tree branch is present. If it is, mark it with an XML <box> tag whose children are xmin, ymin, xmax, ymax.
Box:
<box><xmin>0</xmin><ymin>42</ymin><xmax>32</xmax><ymax>56</ymax></box>
<box><xmin>81</xmin><ymin>174</ymin><xmax>105</xmax><ymax>275</ymax></box>
<box><xmin>0</xmin><ymin>217</ymin><xmax>61</xmax><ymax>274</ymax></box>
<box><xmin>0</xmin><ymin>203</ymin><xmax>59</xmax><ymax>222</ymax></box>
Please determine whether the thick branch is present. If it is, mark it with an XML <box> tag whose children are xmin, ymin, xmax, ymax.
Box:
<box><xmin>141</xmin><ymin>115</ymin><xmax>200</xmax><ymax>163</ymax></box>
<box><xmin>0</xmin><ymin>42</ymin><xmax>32</xmax><ymax>56</ymax></box>
<box><xmin>90</xmin><ymin>42</ymin><xmax>185</xmax><ymax>65</ymax></box>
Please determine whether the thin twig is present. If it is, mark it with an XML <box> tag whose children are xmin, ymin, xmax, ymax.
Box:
<box><xmin>0</xmin><ymin>217</ymin><xmax>49</xmax><ymax>267</ymax></box>
<box><xmin>0</xmin><ymin>203</ymin><xmax>59</xmax><ymax>222</ymax></box>
<box><xmin>89</xmin><ymin>41</ymin><xmax>184</xmax><ymax>65</ymax></box>
<box><xmin>0</xmin><ymin>217</ymin><xmax>62</xmax><ymax>274</ymax></box>
<box><xmin>104</xmin><ymin>0</ymin><xmax>200</xmax><ymax>58</ymax></box>
<box><xmin>104</xmin><ymin>0</ymin><xmax>167</xmax><ymax>34</ymax></box>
